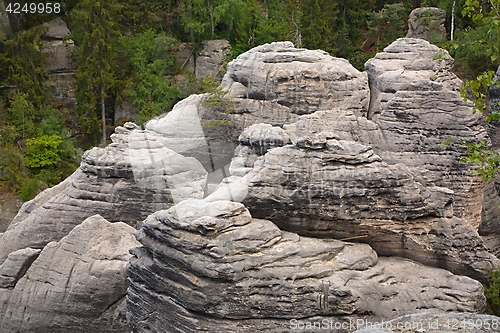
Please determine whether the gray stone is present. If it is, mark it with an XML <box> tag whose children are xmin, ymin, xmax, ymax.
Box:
<box><xmin>406</xmin><ymin>7</ymin><xmax>447</xmax><ymax>42</ymax></box>
<box><xmin>43</xmin><ymin>17</ymin><xmax>71</xmax><ymax>40</ymax></box>
<box><xmin>195</xmin><ymin>39</ymin><xmax>232</xmax><ymax>81</ymax></box>
<box><xmin>0</xmin><ymin>248</ymin><xmax>40</xmax><ymax>288</ymax></box>
<box><xmin>365</xmin><ymin>38</ymin><xmax>487</xmax><ymax>229</ymax></box>
<box><xmin>175</xmin><ymin>42</ymin><xmax>195</xmax><ymax>73</ymax></box>
<box><xmin>220</xmin><ymin>41</ymin><xmax>370</xmax><ymax>129</ymax></box>
<box><xmin>221</xmin><ymin>140</ymin><xmax>499</xmax><ymax>281</ymax></box>
<box><xmin>365</xmin><ymin>38</ymin><xmax>460</xmax><ymax>118</ymax></box>
<box><xmin>238</xmin><ymin>123</ymin><xmax>290</xmax><ymax>152</ymax></box>
<box><xmin>42</xmin><ymin>18</ymin><xmax>77</xmax><ymax>110</ymax></box>
<box><xmin>0</xmin><ymin>215</ymin><xmax>139</xmax><ymax>333</ymax></box>
<box><xmin>0</xmin><ymin>125</ymin><xmax>207</xmax><ymax>265</ymax></box>
<box><xmin>127</xmin><ymin>199</ymin><xmax>486</xmax><ymax>332</ymax></box>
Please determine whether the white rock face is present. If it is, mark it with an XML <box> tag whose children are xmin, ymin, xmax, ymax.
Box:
<box><xmin>220</xmin><ymin>41</ymin><xmax>370</xmax><ymax>128</ymax></box>
<box><xmin>365</xmin><ymin>38</ymin><xmax>461</xmax><ymax>118</ymax></box>
<box><xmin>0</xmin><ymin>215</ymin><xmax>139</xmax><ymax>333</ymax></box>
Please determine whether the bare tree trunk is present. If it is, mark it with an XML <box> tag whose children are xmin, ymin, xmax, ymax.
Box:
<box><xmin>207</xmin><ymin>0</ymin><xmax>214</xmax><ymax>39</ymax></box>
<box><xmin>101</xmin><ymin>84</ymin><xmax>106</xmax><ymax>147</ymax></box>
<box><xmin>451</xmin><ymin>0</ymin><xmax>455</xmax><ymax>40</ymax></box>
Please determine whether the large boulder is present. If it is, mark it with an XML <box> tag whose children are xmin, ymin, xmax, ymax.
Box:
<box><xmin>217</xmin><ymin>41</ymin><xmax>370</xmax><ymax>135</ymax></box>
<box><xmin>42</xmin><ymin>18</ymin><xmax>77</xmax><ymax>110</ymax></box>
<box><xmin>195</xmin><ymin>39</ymin><xmax>232</xmax><ymax>81</ymax></box>
<box><xmin>127</xmin><ymin>199</ymin><xmax>486</xmax><ymax>332</ymax></box>
<box><xmin>365</xmin><ymin>39</ymin><xmax>489</xmax><ymax>230</ymax></box>
<box><xmin>406</xmin><ymin>7</ymin><xmax>447</xmax><ymax>42</ymax></box>
<box><xmin>0</xmin><ymin>215</ymin><xmax>139</xmax><ymax>333</ymax></box>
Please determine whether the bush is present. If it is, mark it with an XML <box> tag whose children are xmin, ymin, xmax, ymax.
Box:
<box><xmin>484</xmin><ymin>267</ymin><xmax>500</xmax><ymax>315</ymax></box>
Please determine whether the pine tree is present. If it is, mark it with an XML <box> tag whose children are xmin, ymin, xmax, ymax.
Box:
<box><xmin>70</xmin><ymin>0</ymin><xmax>122</xmax><ymax>147</ymax></box>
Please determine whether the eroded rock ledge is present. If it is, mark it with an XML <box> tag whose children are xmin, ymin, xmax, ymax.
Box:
<box><xmin>127</xmin><ymin>199</ymin><xmax>485</xmax><ymax>332</ymax></box>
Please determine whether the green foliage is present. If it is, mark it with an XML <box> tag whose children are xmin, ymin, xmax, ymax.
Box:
<box><xmin>484</xmin><ymin>267</ymin><xmax>500</xmax><ymax>315</ymax></box>
<box><xmin>1</xmin><ymin>26</ymin><xmax>50</xmax><ymax>109</ymax></box>
<box><xmin>71</xmin><ymin>0</ymin><xmax>123</xmax><ymax>146</ymax></box>
<box><xmin>366</xmin><ymin>3</ymin><xmax>408</xmax><ymax>54</ymax></box>
<box><xmin>120</xmin><ymin>30</ymin><xmax>181</xmax><ymax>125</ymax></box>
<box><xmin>25</xmin><ymin>135</ymin><xmax>63</xmax><ymax>168</ymax></box>
<box><xmin>0</xmin><ymin>145</ymin><xmax>29</xmax><ymax>194</ymax></box>
<box><xmin>461</xmin><ymin>69</ymin><xmax>497</xmax><ymax>114</ymax></box>
<box><xmin>201</xmin><ymin>119</ymin><xmax>232</xmax><ymax>129</ymax></box>
<box><xmin>5</xmin><ymin>93</ymin><xmax>36</xmax><ymax>140</ymax></box>
<box><xmin>457</xmin><ymin>0</ymin><xmax>500</xmax><ymax>180</ymax></box>
<box><xmin>300</xmin><ymin>0</ymin><xmax>339</xmax><ymax>54</ymax></box>
<box><xmin>459</xmin><ymin>140</ymin><xmax>500</xmax><ymax>181</ymax></box>
<box><xmin>200</xmin><ymin>77</ymin><xmax>235</xmax><ymax>114</ymax></box>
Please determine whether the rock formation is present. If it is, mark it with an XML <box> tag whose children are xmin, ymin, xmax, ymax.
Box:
<box><xmin>3</xmin><ymin>39</ymin><xmax>500</xmax><ymax>331</ymax></box>
<box><xmin>203</xmin><ymin>39</ymin><xmax>498</xmax><ymax>281</ymax></box>
<box><xmin>0</xmin><ymin>215</ymin><xmax>139</xmax><ymax>333</ymax></box>
<box><xmin>42</xmin><ymin>18</ymin><xmax>77</xmax><ymax>110</ymax></box>
<box><xmin>0</xmin><ymin>122</ymin><xmax>207</xmax><ymax>264</ymax></box>
<box><xmin>127</xmin><ymin>199</ymin><xmax>486</xmax><ymax>332</ymax></box>
<box><xmin>406</xmin><ymin>7</ymin><xmax>447</xmax><ymax>42</ymax></box>
<box><xmin>195</xmin><ymin>39</ymin><xmax>232</xmax><ymax>80</ymax></box>
<box><xmin>219</xmin><ymin>41</ymin><xmax>370</xmax><ymax>132</ymax></box>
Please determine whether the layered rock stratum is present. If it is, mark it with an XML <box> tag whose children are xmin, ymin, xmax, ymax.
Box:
<box><xmin>1</xmin><ymin>38</ymin><xmax>500</xmax><ymax>332</ymax></box>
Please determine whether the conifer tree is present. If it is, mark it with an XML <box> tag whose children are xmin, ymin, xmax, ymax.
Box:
<box><xmin>70</xmin><ymin>0</ymin><xmax>122</xmax><ymax>147</ymax></box>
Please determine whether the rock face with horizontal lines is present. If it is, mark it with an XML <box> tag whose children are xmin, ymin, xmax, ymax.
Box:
<box><xmin>0</xmin><ymin>122</ymin><xmax>207</xmax><ymax>265</ymax></box>
<box><xmin>127</xmin><ymin>199</ymin><xmax>486</xmax><ymax>332</ymax></box>
<box><xmin>3</xmin><ymin>38</ymin><xmax>500</xmax><ymax>332</ymax></box>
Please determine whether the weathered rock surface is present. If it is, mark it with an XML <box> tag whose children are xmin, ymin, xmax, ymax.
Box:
<box><xmin>0</xmin><ymin>123</ymin><xmax>207</xmax><ymax>264</ymax></box>
<box><xmin>127</xmin><ymin>199</ymin><xmax>486</xmax><ymax>332</ymax></box>
<box><xmin>366</xmin><ymin>39</ymin><xmax>486</xmax><ymax>229</ymax></box>
<box><xmin>195</xmin><ymin>39</ymin><xmax>232</xmax><ymax>81</ymax></box>
<box><xmin>406</xmin><ymin>7</ymin><xmax>447</xmax><ymax>42</ymax></box>
<box><xmin>218</xmin><ymin>41</ymin><xmax>370</xmax><ymax>131</ymax></box>
<box><xmin>365</xmin><ymin>38</ymin><xmax>461</xmax><ymax>118</ymax></box>
<box><xmin>0</xmin><ymin>215</ymin><xmax>139</xmax><ymax>333</ymax></box>
<box><xmin>0</xmin><ymin>247</ymin><xmax>40</xmax><ymax>288</ymax></box>
<box><xmin>208</xmin><ymin>135</ymin><xmax>499</xmax><ymax>281</ymax></box>
<box><xmin>42</xmin><ymin>18</ymin><xmax>77</xmax><ymax>110</ymax></box>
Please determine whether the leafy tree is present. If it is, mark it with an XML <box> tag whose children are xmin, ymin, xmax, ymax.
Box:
<box><xmin>25</xmin><ymin>134</ymin><xmax>63</xmax><ymax>168</ymax></box>
<box><xmin>120</xmin><ymin>29</ymin><xmax>181</xmax><ymax>125</ymax></box>
<box><xmin>458</xmin><ymin>0</ymin><xmax>500</xmax><ymax>179</ymax></box>
<box><xmin>484</xmin><ymin>267</ymin><xmax>500</xmax><ymax>315</ymax></box>
<box><xmin>70</xmin><ymin>0</ymin><xmax>122</xmax><ymax>147</ymax></box>
<box><xmin>365</xmin><ymin>3</ymin><xmax>408</xmax><ymax>54</ymax></box>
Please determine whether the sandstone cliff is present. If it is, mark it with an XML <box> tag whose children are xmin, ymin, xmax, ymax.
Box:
<box><xmin>1</xmin><ymin>38</ymin><xmax>500</xmax><ymax>332</ymax></box>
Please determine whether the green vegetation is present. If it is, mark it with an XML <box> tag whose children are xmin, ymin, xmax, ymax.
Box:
<box><xmin>456</xmin><ymin>0</ymin><xmax>500</xmax><ymax>179</ymax></box>
<box><xmin>120</xmin><ymin>30</ymin><xmax>181</xmax><ymax>125</ymax></box>
<box><xmin>71</xmin><ymin>0</ymin><xmax>123</xmax><ymax>147</ymax></box>
<box><xmin>484</xmin><ymin>267</ymin><xmax>500</xmax><ymax>315</ymax></box>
